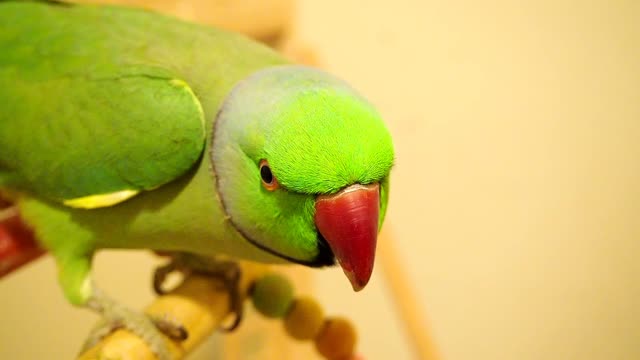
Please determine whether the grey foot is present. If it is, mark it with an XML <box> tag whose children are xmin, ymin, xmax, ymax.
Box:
<box><xmin>153</xmin><ymin>253</ymin><xmax>244</xmax><ymax>331</ymax></box>
<box><xmin>81</xmin><ymin>287</ymin><xmax>187</xmax><ymax>360</ymax></box>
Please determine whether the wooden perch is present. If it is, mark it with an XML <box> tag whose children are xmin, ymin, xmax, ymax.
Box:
<box><xmin>378</xmin><ymin>228</ymin><xmax>440</xmax><ymax>360</ymax></box>
<box><xmin>79</xmin><ymin>261</ymin><xmax>270</xmax><ymax>360</ymax></box>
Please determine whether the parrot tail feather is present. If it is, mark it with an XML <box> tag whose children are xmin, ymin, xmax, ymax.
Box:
<box><xmin>0</xmin><ymin>203</ymin><xmax>46</xmax><ymax>278</ymax></box>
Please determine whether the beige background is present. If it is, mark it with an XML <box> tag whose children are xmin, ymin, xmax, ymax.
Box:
<box><xmin>1</xmin><ymin>1</ymin><xmax>639</xmax><ymax>359</ymax></box>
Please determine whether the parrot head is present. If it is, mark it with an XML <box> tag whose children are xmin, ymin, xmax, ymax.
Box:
<box><xmin>212</xmin><ymin>66</ymin><xmax>394</xmax><ymax>291</ymax></box>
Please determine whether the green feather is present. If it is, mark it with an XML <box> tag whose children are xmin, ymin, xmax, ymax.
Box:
<box><xmin>0</xmin><ymin>1</ymin><xmax>285</xmax><ymax>205</ymax></box>
<box><xmin>212</xmin><ymin>66</ymin><xmax>394</xmax><ymax>263</ymax></box>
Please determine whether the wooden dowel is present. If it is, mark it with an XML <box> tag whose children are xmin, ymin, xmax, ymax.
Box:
<box><xmin>378</xmin><ymin>228</ymin><xmax>441</xmax><ymax>360</ymax></box>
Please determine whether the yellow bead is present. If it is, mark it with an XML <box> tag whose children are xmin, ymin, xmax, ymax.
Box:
<box><xmin>250</xmin><ymin>273</ymin><xmax>294</xmax><ymax>318</ymax></box>
<box><xmin>314</xmin><ymin>317</ymin><xmax>357</xmax><ymax>360</ymax></box>
<box><xmin>283</xmin><ymin>296</ymin><xmax>325</xmax><ymax>340</ymax></box>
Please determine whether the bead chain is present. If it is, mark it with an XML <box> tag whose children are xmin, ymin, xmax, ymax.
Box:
<box><xmin>248</xmin><ymin>273</ymin><xmax>363</xmax><ymax>360</ymax></box>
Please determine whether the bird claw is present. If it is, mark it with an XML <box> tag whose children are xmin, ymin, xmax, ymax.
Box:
<box><xmin>152</xmin><ymin>315</ymin><xmax>189</xmax><ymax>341</ymax></box>
<box><xmin>213</xmin><ymin>262</ymin><xmax>243</xmax><ymax>332</ymax></box>
<box><xmin>153</xmin><ymin>259</ymin><xmax>180</xmax><ymax>295</ymax></box>
<box><xmin>153</xmin><ymin>253</ymin><xmax>244</xmax><ymax>332</ymax></box>
<box><xmin>81</xmin><ymin>287</ymin><xmax>186</xmax><ymax>360</ymax></box>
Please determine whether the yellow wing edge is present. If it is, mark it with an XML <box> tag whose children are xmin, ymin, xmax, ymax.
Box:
<box><xmin>63</xmin><ymin>190</ymin><xmax>140</xmax><ymax>209</ymax></box>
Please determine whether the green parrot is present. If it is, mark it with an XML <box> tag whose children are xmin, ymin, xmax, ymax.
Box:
<box><xmin>0</xmin><ymin>0</ymin><xmax>394</xmax><ymax>357</ymax></box>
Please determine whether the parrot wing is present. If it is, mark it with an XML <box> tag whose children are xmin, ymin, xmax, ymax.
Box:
<box><xmin>0</xmin><ymin>67</ymin><xmax>206</xmax><ymax>209</ymax></box>
<box><xmin>0</xmin><ymin>2</ymin><xmax>206</xmax><ymax>208</ymax></box>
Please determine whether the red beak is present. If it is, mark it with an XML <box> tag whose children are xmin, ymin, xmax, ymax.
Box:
<box><xmin>314</xmin><ymin>183</ymin><xmax>380</xmax><ymax>291</ymax></box>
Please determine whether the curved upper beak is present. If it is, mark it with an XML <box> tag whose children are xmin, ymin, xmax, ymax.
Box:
<box><xmin>314</xmin><ymin>183</ymin><xmax>380</xmax><ymax>291</ymax></box>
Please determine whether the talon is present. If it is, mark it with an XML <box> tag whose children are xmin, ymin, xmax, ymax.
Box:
<box><xmin>152</xmin><ymin>316</ymin><xmax>189</xmax><ymax>341</ymax></box>
<box><xmin>153</xmin><ymin>261</ymin><xmax>178</xmax><ymax>295</ymax></box>
<box><xmin>220</xmin><ymin>310</ymin><xmax>242</xmax><ymax>332</ymax></box>
<box><xmin>82</xmin><ymin>287</ymin><xmax>175</xmax><ymax>360</ymax></box>
<box><xmin>152</xmin><ymin>253</ymin><xmax>246</xmax><ymax>332</ymax></box>
<box><xmin>218</xmin><ymin>266</ymin><xmax>243</xmax><ymax>332</ymax></box>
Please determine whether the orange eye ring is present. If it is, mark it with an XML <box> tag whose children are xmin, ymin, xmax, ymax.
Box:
<box><xmin>259</xmin><ymin>159</ymin><xmax>279</xmax><ymax>191</ymax></box>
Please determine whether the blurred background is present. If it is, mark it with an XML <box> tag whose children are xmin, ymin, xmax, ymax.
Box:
<box><xmin>1</xmin><ymin>0</ymin><xmax>639</xmax><ymax>359</ymax></box>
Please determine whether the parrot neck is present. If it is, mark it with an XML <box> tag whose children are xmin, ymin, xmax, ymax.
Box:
<box><xmin>88</xmin><ymin>156</ymin><xmax>289</xmax><ymax>264</ymax></box>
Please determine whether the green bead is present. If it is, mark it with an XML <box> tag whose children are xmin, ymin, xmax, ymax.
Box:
<box><xmin>251</xmin><ymin>273</ymin><xmax>294</xmax><ymax>318</ymax></box>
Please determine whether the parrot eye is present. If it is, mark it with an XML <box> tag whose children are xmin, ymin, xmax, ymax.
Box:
<box><xmin>259</xmin><ymin>159</ymin><xmax>279</xmax><ymax>191</ymax></box>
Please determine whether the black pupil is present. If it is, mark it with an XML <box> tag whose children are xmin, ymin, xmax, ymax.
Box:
<box><xmin>260</xmin><ymin>165</ymin><xmax>273</xmax><ymax>184</ymax></box>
